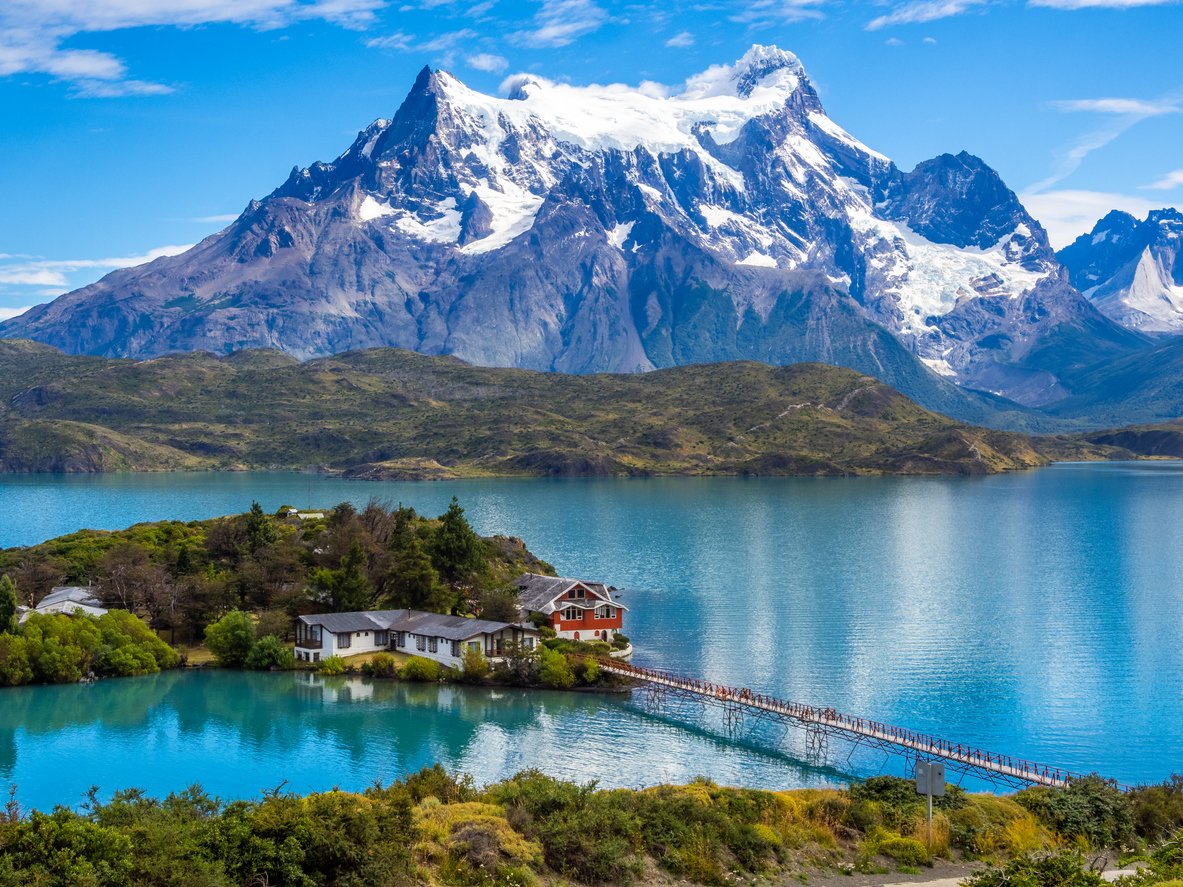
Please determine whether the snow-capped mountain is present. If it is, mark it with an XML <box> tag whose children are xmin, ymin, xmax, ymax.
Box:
<box><xmin>1058</xmin><ymin>209</ymin><xmax>1183</xmax><ymax>333</ymax></box>
<box><xmin>0</xmin><ymin>46</ymin><xmax>1142</xmax><ymax>412</ymax></box>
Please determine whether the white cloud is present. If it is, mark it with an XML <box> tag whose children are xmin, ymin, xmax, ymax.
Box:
<box><xmin>1020</xmin><ymin>189</ymin><xmax>1160</xmax><ymax>248</ymax></box>
<box><xmin>1049</xmin><ymin>97</ymin><xmax>1180</xmax><ymax>116</ymax></box>
<box><xmin>1144</xmin><ymin>169</ymin><xmax>1183</xmax><ymax>191</ymax></box>
<box><xmin>188</xmin><ymin>213</ymin><xmax>240</xmax><ymax>223</ymax></box>
<box><xmin>923</xmin><ymin>35</ymin><xmax>937</xmax><ymax>42</ymax></box>
<box><xmin>885</xmin><ymin>36</ymin><xmax>905</xmax><ymax>45</ymax></box>
<box><xmin>1030</xmin><ymin>0</ymin><xmax>1181</xmax><ymax>8</ymax></box>
<box><xmin>466</xmin><ymin>52</ymin><xmax>508</xmax><ymax>72</ymax></box>
<box><xmin>731</xmin><ymin>0</ymin><xmax>825</xmax><ymax>25</ymax></box>
<box><xmin>665</xmin><ymin>31</ymin><xmax>694</xmax><ymax>47</ymax></box>
<box><xmin>1027</xmin><ymin>95</ymin><xmax>1181</xmax><ymax>193</ymax></box>
<box><xmin>0</xmin><ymin>244</ymin><xmax>193</xmax><ymax>290</ymax></box>
<box><xmin>513</xmin><ymin>0</ymin><xmax>607</xmax><ymax>47</ymax></box>
<box><xmin>866</xmin><ymin>0</ymin><xmax>986</xmax><ymax>29</ymax></box>
<box><xmin>0</xmin><ymin>306</ymin><xmax>33</xmax><ymax>321</ymax></box>
<box><xmin>1</xmin><ymin>0</ymin><xmax>385</xmax><ymax>96</ymax></box>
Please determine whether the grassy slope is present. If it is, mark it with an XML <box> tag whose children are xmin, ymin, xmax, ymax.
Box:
<box><xmin>0</xmin><ymin>340</ymin><xmax>1127</xmax><ymax>477</ymax></box>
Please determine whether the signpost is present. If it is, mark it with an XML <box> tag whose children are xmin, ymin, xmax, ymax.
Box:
<box><xmin>914</xmin><ymin>760</ymin><xmax>945</xmax><ymax>849</ymax></box>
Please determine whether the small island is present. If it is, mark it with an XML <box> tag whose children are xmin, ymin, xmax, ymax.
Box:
<box><xmin>0</xmin><ymin>498</ymin><xmax>626</xmax><ymax>691</ymax></box>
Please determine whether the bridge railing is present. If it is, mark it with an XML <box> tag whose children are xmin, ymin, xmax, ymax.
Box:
<box><xmin>596</xmin><ymin>659</ymin><xmax>1125</xmax><ymax>790</ymax></box>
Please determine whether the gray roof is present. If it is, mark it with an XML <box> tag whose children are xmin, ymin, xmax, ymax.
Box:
<box><xmin>299</xmin><ymin>609</ymin><xmax>537</xmax><ymax>641</ymax></box>
<box><xmin>512</xmin><ymin>573</ymin><xmax>626</xmax><ymax>614</ymax></box>
<box><xmin>37</xmin><ymin>586</ymin><xmax>103</xmax><ymax>610</ymax></box>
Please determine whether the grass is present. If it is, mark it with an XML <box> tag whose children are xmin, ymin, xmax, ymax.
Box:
<box><xmin>0</xmin><ymin>341</ymin><xmax>1136</xmax><ymax>478</ymax></box>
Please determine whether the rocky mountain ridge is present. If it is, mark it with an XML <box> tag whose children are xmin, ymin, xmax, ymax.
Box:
<box><xmin>0</xmin><ymin>46</ymin><xmax>1151</xmax><ymax>419</ymax></box>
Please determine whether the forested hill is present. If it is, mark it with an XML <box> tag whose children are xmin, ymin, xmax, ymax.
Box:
<box><xmin>0</xmin><ymin>500</ymin><xmax>552</xmax><ymax>646</ymax></box>
<box><xmin>0</xmin><ymin>341</ymin><xmax>1126</xmax><ymax>477</ymax></box>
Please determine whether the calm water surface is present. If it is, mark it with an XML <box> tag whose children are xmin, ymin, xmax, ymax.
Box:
<box><xmin>2</xmin><ymin>464</ymin><xmax>1182</xmax><ymax>808</ymax></box>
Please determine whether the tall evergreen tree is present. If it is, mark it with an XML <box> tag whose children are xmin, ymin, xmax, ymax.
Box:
<box><xmin>0</xmin><ymin>574</ymin><xmax>18</xmax><ymax>634</ymax></box>
<box><xmin>384</xmin><ymin>537</ymin><xmax>450</xmax><ymax>612</ymax></box>
<box><xmin>431</xmin><ymin>497</ymin><xmax>484</xmax><ymax>583</ymax></box>
<box><xmin>244</xmin><ymin>501</ymin><xmax>277</xmax><ymax>554</ymax></box>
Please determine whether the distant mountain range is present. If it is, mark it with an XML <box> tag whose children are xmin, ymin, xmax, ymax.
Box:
<box><xmin>0</xmin><ymin>46</ymin><xmax>1178</xmax><ymax>430</ymax></box>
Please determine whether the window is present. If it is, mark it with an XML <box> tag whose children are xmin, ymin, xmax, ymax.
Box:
<box><xmin>561</xmin><ymin>606</ymin><xmax>582</xmax><ymax>621</ymax></box>
<box><xmin>572</xmin><ymin>586</ymin><xmax>585</xmax><ymax>598</ymax></box>
<box><xmin>416</xmin><ymin>635</ymin><xmax>426</xmax><ymax>651</ymax></box>
<box><xmin>450</xmin><ymin>640</ymin><xmax>460</xmax><ymax>657</ymax></box>
<box><xmin>523</xmin><ymin>637</ymin><xmax>535</xmax><ymax>650</ymax></box>
<box><xmin>313</xmin><ymin>652</ymin><xmax>320</xmax><ymax>662</ymax></box>
<box><xmin>374</xmin><ymin>631</ymin><xmax>389</xmax><ymax>646</ymax></box>
<box><xmin>468</xmin><ymin>641</ymin><xmax>481</xmax><ymax>652</ymax></box>
<box><xmin>396</xmin><ymin>632</ymin><xmax>406</xmax><ymax>648</ymax></box>
<box><xmin>428</xmin><ymin>637</ymin><xmax>438</xmax><ymax>653</ymax></box>
<box><xmin>337</xmin><ymin>632</ymin><xmax>352</xmax><ymax>649</ymax></box>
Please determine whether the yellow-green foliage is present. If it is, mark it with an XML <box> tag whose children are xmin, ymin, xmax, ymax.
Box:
<box><xmin>414</xmin><ymin>799</ymin><xmax>542</xmax><ymax>886</ymax></box>
<box><xmin>949</xmin><ymin>794</ymin><xmax>1054</xmax><ymax>856</ymax></box>
<box><xmin>862</xmin><ymin>828</ymin><xmax>932</xmax><ymax>867</ymax></box>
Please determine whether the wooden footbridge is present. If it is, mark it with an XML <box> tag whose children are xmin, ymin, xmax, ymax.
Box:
<box><xmin>597</xmin><ymin>659</ymin><xmax>1125</xmax><ymax>790</ymax></box>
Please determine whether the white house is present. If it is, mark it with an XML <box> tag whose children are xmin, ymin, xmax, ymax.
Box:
<box><xmin>24</xmin><ymin>586</ymin><xmax>107</xmax><ymax>622</ymax></box>
<box><xmin>294</xmin><ymin>609</ymin><xmax>539</xmax><ymax>668</ymax></box>
<box><xmin>513</xmin><ymin>573</ymin><xmax>628</xmax><ymax>641</ymax></box>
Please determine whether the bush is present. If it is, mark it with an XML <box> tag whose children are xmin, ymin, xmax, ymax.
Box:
<box><xmin>460</xmin><ymin>647</ymin><xmax>490</xmax><ymax>683</ymax></box>
<box><xmin>361</xmin><ymin>652</ymin><xmax>399</xmax><ymax>678</ymax></box>
<box><xmin>1130</xmin><ymin>776</ymin><xmax>1183</xmax><ymax>841</ymax></box>
<box><xmin>538</xmin><ymin>646</ymin><xmax>574</xmax><ymax>689</ymax></box>
<box><xmin>244</xmin><ymin>635</ymin><xmax>294</xmax><ymax>670</ymax></box>
<box><xmin>317</xmin><ymin>655</ymin><xmax>346</xmax><ymax>675</ymax></box>
<box><xmin>876</xmin><ymin>832</ymin><xmax>931</xmax><ymax>867</ymax></box>
<box><xmin>1016</xmin><ymin>776</ymin><xmax>1134</xmax><ymax>849</ymax></box>
<box><xmin>401</xmin><ymin>656</ymin><xmax>440</xmax><ymax>682</ymax></box>
<box><xmin>203</xmin><ymin>611</ymin><xmax>255</xmax><ymax>667</ymax></box>
<box><xmin>962</xmin><ymin>852</ymin><xmax>1106</xmax><ymax>887</ymax></box>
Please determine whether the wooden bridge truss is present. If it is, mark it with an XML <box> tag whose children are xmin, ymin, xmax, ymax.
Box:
<box><xmin>598</xmin><ymin>659</ymin><xmax>1126</xmax><ymax>791</ymax></box>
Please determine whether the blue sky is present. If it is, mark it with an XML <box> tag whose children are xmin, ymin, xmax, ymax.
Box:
<box><xmin>1</xmin><ymin>0</ymin><xmax>1180</xmax><ymax>316</ymax></box>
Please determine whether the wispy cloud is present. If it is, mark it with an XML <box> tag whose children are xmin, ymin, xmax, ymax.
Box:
<box><xmin>731</xmin><ymin>0</ymin><xmax>826</xmax><ymax>25</ymax></box>
<box><xmin>1144</xmin><ymin>169</ymin><xmax>1183</xmax><ymax>190</ymax></box>
<box><xmin>866</xmin><ymin>0</ymin><xmax>986</xmax><ymax>30</ymax></box>
<box><xmin>1030</xmin><ymin>0</ymin><xmax>1181</xmax><ymax>8</ymax></box>
<box><xmin>513</xmin><ymin>0</ymin><xmax>608</xmax><ymax>47</ymax></box>
<box><xmin>0</xmin><ymin>245</ymin><xmax>193</xmax><ymax>289</ymax></box>
<box><xmin>665</xmin><ymin>31</ymin><xmax>695</xmax><ymax>47</ymax></box>
<box><xmin>1049</xmin><ymin>97</ymin><xmax>1180</xmax><ymax>115</ymax></box>
<box><xmin>0</xmin><ymin>305</ymin><xmax>33</xmax><ymax>321</ymax></box>
<box><xmin>187</xmin><ymin>213</ymin><xmax>240</xmax><ymax>224</ymax></box>
<box><xmin>1020</xmin><ymin>189</ymin><xmax>1160</xmax><ymax>247</ymax></box>
<box><xmin>1</xmin><ymin>0</ymin><xmax>385</xmax><ymax>97</ymax></box>
<box><xmin>1027</xmin><ymin>94</ymin><xmax>1181</xmax><ymax>193</ymax></box>
<box><xmin>466</xmin><ymin>52</ymin><xmax>508</xmax><ymax>72</ymax></box>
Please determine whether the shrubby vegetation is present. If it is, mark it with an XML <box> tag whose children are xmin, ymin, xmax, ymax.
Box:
<box><xmin>0</xmin><ymin>608</ymin><xmax>178</xmax><ymax>687</ymax></box>
<box><xmin>6</xmin><ymin>768</ymin><xmax>1183</xmax><ymax>887</ymax></box>
<box><xmin>0</xmin><ymin>498</ymin><xmax>550</xmax><ymax>648</ymax></box>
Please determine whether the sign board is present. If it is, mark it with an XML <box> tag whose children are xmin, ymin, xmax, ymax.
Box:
<box><xmin>915</xmin><ymin>761</ymin><xmax>946</xmax><ymax>797</ymax></box>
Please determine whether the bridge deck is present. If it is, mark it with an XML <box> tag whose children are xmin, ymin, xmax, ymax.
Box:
<box><xmin>598</xmin><ymin>660</ymin><xmax>1119</xmax><ymax>789</ymax></box>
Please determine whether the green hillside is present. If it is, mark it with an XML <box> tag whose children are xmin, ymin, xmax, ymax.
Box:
<box><xmin>0</xmin><ymin>340</ymin><xmax>1125</xmax><ymax>477</ymax></box>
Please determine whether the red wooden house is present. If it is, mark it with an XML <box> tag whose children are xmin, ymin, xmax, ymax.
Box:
<box><xmin>513</xmin><ymin>573</ymin><xmax>627</xmax><ymax>641</ymax></box>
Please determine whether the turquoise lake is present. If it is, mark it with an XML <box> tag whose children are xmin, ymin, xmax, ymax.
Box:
<box><xmin>2</xmin><ymin>464</ymin><xmax>1182</xmax><ymax>809</ymax></box>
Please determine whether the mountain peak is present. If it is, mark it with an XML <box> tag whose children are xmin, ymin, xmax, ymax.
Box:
<box><xmin>681</xmin><ymin>44</ymin><xmax>807</xmax><ymax>101</ymax></box>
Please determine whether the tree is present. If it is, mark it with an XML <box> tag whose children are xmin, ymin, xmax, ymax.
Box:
<box><xmin>244</xmin><ymin>501</ymin><xmax>277</xmax><ymax>554</ymax></box>
<box><xmin>203</xmin><ymin>611</ymin><xmax>256</xmax><ymax>667</ymax></box>
<box><xmin>382</xmin><ymin>536</ymin><xmax>449</xmax><ymax>612</ymax></box>
<box><xmin>311</xmin><ymin>542</ymin><xmax>373</xmax><ymax>612</ymax></box>
<box><xmin>431</xmin><ymin>497</ymin><xmax>484</xmax><ymax>583</ymax></box>
<box><xmin>0</xmin><ymin>574</ymin><xmax>18</xmax><ymax>634</ymax></box>
<box><xmin>538</xmin><ymin>646</ymin><xmax>575</xmax><ymax>689</ymax></box>
<box><xmin>477</xmin><ymin>586</ymin><xmax>521</xmax><ymax>623</ymax></box>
